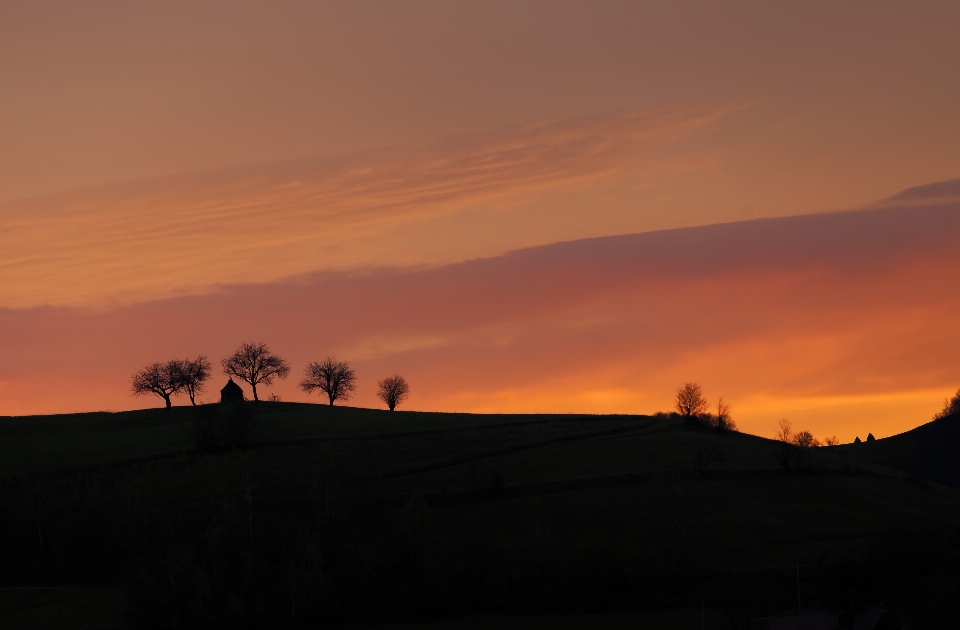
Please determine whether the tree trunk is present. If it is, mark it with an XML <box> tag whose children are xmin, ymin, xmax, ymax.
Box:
<box><xmin>328</xmin><ymin>393</ymin><xmax>334</xmax><ymax>406</ymax></box>
<box><xmin>188</xmin><ymin>388</ymin><xmax>196</xmax><ymax>406</ymax></box>
<box><xmin>163</xmin><ymin>394</ymin><xmax>172</xmax><ymax>409</ymax></box>
<box><xmin>252</xmin><ymin>384</ymin><xmax>259</xmax><ymax>403</ymax></box>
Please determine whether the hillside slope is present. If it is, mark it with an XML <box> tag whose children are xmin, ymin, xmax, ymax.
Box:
<box><xmin>2</xmin><ymin>404</ymin><xmax>960</xmax><ymax>629</ymax></box>
<box><xmin>836</xmin><ymin>411</ymin><xmax>960</xmax><ymax>489</ymax></box>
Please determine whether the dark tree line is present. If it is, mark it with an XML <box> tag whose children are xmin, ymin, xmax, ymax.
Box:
<box><xmin>131</xmin><ymin>343</ymin><xmax>411</xmax><ymax>411</ymax></box>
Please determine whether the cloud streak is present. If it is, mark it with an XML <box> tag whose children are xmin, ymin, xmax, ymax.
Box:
<box><xmin>0</xmin><ymin>107</ymin><xmax>727</xmax><ymax>308</ymax></box>
<box><xmin>2</xmin><ymin>182</ymin><xmax>959</xmax><ymax>441</ymax></box>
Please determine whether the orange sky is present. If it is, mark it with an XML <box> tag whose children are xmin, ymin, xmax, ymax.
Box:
<box><xmin>2</xmin><ymin>2</ymin><xmax>959</xmax><ymax>440</ymax></box>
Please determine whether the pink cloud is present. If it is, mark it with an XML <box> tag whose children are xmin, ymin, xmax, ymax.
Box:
<box><xmin>2</xmin><ymin>186</ymin><xmax>959</xmax><ymax>440</ymax></box>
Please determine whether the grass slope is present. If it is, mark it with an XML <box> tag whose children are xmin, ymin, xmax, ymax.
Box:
<box><xmin>2</xmin><ymin>403</ymin><xmax>959</xmax><ymax>628</ymax></box>
<box><xmin>0</xmin><ymin>403</ymin><xmax>641</xmax><ymax>475</ymax></box>
<box><xmin>834</xmin><ymin>412</ymin><xmax>960</xmax><ymax>489</ymax></box>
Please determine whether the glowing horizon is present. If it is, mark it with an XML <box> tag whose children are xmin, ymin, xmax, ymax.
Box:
<box><xmin>2</xmin><ymin>2</ymin><xmax>959</xmax><ymax>444</ymax></box>
<box><xmin>3</xmin><ymin>185</ymin><xmax>960</xmax><ymax>443</ymax></box>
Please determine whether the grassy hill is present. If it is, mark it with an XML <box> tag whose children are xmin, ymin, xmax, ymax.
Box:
<box><xmin>2</xmin><ymin>404</ymin><xmax>959</xmax><ymax>629</ymax></box>
<box><xmin>831</xmin><ymin>412</ymin><xmax>960</xmax><ymax>490</ymax></box>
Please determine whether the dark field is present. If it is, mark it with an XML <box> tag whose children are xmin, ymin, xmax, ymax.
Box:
<box><xmin>2</xmin><ymin>404</ymin><xmax>959</xmax><ymax>629</ymax></box>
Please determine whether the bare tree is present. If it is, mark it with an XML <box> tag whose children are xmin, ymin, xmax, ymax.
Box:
<box><xmin>715</xmin><ymin>396</ymin><xmax>736</xmax><ymax>432</ymax></box>
<box><xmin>221</xmin><ymin>343</ymin><xmax>290</xmax><ymax>403</ymax></box>
<box><xmin>300</xmin><ymin>357</ymin><xmax>357</xmax><ymax>406</ymax></box>
<box><xmin>934</xmin><ymin>388</ymin><xmax>960</xmax><ymax>420</ymax></box>
<box><xmin>792</xmin><ymin>430</ymin><xmax>819</xmax><ymax>449</ymax></box>
<box><xmin>675</xmin><ymin>382</ymin><xmax>709</xmax><ymax>421</ymax></box>
<box><xmin>376</xmin><ymin>374</ymin><xmax>410</xmax><ymax>411</ymax></box>
<box><xmin>173</xmin><ymin>356</ymin><xmax>211</xmax><ymax>406</ymax></box>
<box><xmin>132</xmin><ymin>361</ymin><xmax>184</xmax><ymax>409</ymax></box>
<box><xmin>774</xmin><ymin>418</ymin><xmax>794</xmax><ymax>473</ymax></box>
<box><xmin>776</xmin><ymin>418</ymin><xmax>793</xmax><ymax>443</ymax></box>
<box><xmin>792</xmin><ymin>429</ymin><xmax>820</xmax><ymax>471</ymax></box>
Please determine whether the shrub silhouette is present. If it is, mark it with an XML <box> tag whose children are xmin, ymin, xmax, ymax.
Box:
<box><xmin>934</xmin><ymin>388</ymin><xmax>960</xmax><ymax>420</ymax></box>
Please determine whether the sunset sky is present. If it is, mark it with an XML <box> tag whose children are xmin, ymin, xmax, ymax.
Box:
<box><xmin>2</xmin><ymin>1</ymin><xmax>959</xmax><ymax>441</ymax></box>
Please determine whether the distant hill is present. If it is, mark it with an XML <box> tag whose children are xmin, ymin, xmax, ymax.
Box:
<box><xmin>837</xmin><ymin>411</ymin><xmax>960</xmax><ymax>489</ymax></box>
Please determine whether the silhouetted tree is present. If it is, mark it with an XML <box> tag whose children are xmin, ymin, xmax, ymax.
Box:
<box><xmin>173</xmin><ymin>356</ymin><xmax>211</xmax><ymax>406</ymax></box>
<box><xmin>790</xmin><ymin>429</ymin><xmax>819</xmax><ymax>471</ymax></box>
<box><xmin>934</xmin><ymin>388</ymin><xmax>960</xmax><ymax>420</ymax></box>
<box><xmin>132</xmin><ymin>361</ymin><xmax>184</xmax><ymax>409</ymax></box>
<box><xmin>376</xmin><ymin>374</ymin><xmax>410</xmax><ymax>411</ymax></box>
<box><xmin>676</xmin><ymin>382</ymin><xmax>709</xmax><ymax>421</ymax></box>
<box><xmin>792</xmin><ymin>430</ymin><xmax>819</xmax><ymax>448</ymax></box>
<box><xmin>300</xmin><ymin>357</ymin><xmax>356</xmax><ymax>405</ymax></box>
<box><xmin>774</xmin><ymin>418</ymin><xmax>794</xmax><ymax>473</ymax></box>
<box><xmin>221</xmin><ymin>343</ymin><xmax>290</xmax><ymax>403</ymax></box>
<box><xmin>715</xmin><ymin>396</ymin><xmax>736</xmax><ymax>432</ymax></box>
<box><xmin>776</xmin><ymin>418</ymin><xmax>793</xmax><ymax>443</ymax></box>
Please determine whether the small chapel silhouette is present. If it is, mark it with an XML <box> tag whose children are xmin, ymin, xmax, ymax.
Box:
<box><xmin>220</xmin><ymin>378</ymin><xmax>245</xmax><ymax>403</ymax></box>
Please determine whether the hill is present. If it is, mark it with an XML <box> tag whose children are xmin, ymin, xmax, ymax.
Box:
<box><xmin>2</xmin><ymin>404</ymin><xmax>960</xmax><ymax>629</ymax></box>
<box><xmin>834</xmin><ymin>412</ymin><xmax>960</xmax><ymax>489</ymax></box>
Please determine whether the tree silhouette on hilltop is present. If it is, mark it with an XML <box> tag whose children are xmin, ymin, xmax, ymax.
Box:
<box><xmin>221</xmin><ymin>343</ymin><xmax>290</xmax><ymax>403</ymax></box>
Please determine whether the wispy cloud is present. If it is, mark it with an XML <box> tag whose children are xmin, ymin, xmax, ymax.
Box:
<box><xmin>0</xmin><ymin>107</ymin><xmax>728</xmax><ymax>308</ymax></box>
<box><xmin>2</xmin><ymin>190</ymin><xmax>959</xmax><ymax>440</ymax></box>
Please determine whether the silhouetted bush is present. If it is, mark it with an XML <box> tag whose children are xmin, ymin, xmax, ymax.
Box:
<box><xmin>934</xmin><ymin>388</ymin><xmax>960</xmax><ymax>420</ymax></box>
<box><xmin>654</xmin><ymin>411</ymin><xmax>682</xmax><ymax>420</ymax></box>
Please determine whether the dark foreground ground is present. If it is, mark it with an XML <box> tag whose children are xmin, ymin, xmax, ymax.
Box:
<box><xmin>1</xmin><ymin>404</ymin><xmax>959</xmax><ymax>629</ymax></box>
